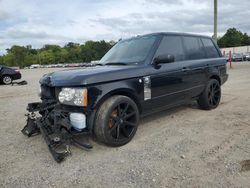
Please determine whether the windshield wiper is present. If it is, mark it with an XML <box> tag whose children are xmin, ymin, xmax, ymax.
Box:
<box><xmin>105</xmin><ymin>62</ymin><xmax>127</xmax><ymax>66</ymax></box>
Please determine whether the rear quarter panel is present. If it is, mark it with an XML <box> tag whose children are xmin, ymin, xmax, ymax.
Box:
<box><xmin>206</xmin><ymin>57</ymin><xmax>228</xmax><ymax>85</ymax></box>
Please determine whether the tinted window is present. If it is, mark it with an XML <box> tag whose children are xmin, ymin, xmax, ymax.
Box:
<box><xmin>99</xmin><ymin>35</ymin><xmax>157</xmax><ymax>64</ymax></box>
<box><xmin>201</xmin><ymin>38</ymin><xmax>220</xmax><ymax>58</ymax></box>
<box><xmin>155</xmin><ymin>36</ymin><xmax>185</xmax><ymax>61</ymax></box>
<box><xmin>183</xmin><ymin>36</ymin><xmax>206</xmax><ymax>60</ymax></box>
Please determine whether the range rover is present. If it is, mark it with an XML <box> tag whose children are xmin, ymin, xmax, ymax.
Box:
<box><xmin>22</xmin><ymin>32</ymin><xmax>228</xmax><ymax>162</ymax></box>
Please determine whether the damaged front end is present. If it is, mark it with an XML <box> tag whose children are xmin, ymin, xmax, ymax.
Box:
<box><xmin>22</xmin><ymin>101</ymin><xmax>92</xmax><ymax>163</ymax></box>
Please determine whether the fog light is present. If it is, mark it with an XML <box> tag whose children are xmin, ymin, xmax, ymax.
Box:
<box><xmin>70</xmin><ymin>113</ymin><xmax>86</xmax><ymax>131</ymax></box>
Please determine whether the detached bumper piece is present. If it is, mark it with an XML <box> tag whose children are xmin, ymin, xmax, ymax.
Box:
<box><xmin>22</xmin><ymin>113</ymin><xmax>40</xmax><ymax>137</ymax></box>
<box><xmin>21</xmin><ymin>102</ymin><xmax>92</xmax><ymax>163</ymax></box>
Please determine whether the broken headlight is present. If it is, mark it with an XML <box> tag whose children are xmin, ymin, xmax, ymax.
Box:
<box><xmin>58</xmin><ymin>88</ymin><xmax>87</xmax><ymax>107</ymax></box>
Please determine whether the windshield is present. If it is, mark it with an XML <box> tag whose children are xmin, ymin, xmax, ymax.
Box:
<box><xmin>99</xmin><ymin>35</ymin><xmax>157</xmax><ymax>65</ymax></box>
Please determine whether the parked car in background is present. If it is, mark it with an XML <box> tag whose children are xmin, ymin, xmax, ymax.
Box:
<box><xmin>243</xmin><ymin>52</ymin><xmax>250</xmax><ymax>61</ymax></box>
<box><xmin>224</xmin><ymin>53</ymin><xmax>230</xmax><ymax>62</ymax></box>
<box><xmin>232</xmin><ymin>53</ymin><xmax>244</xmax><ymax>61</ymax></box>
<box><xmin>0</xmin><ymin>65</ymin><xmax>21</xmax><ymax>84</ymax></box>
<box><xmin>30</xmin><ymin>64</ymin><xmax>40</xmax><ymax>69</ymax></box>
<box><xmin>65</xmin><ymin>63</ymin><xmax>81</xmax><ymax>68</ymax></box>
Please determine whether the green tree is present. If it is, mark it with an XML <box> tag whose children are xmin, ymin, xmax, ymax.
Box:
<box><xmin>6</xmin><ymin>46</ymin><xmax>29</xmax><ymax>67</ymax></box>
<box><xmin>241</xmin><ymin>33</ymin><xmax>250</xmax><ymax>46</ymax></box>
<box><xmin>0</xmin><ymin>40</ymin><xmax>114</xmax><ymax>68</ymax></box>
<box><xmin>217</xmin><ymin>28</ymin><xmax>246</xmax><ymax>48</ymax></box>
<box><xmin>64</xmin><ymin>42</ymin><xmax>81</xmax><ymax>63</ymax></box>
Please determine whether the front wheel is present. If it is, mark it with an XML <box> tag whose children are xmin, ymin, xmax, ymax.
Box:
<box><xmin>94</xmin><ymin>95</ymin><xmax>139</xmax><ymax>147</ymax></box>
<box><xmin>198</xmin><ymin>79</ymin><xmax>221</xmax><ymax>110</ymax></box>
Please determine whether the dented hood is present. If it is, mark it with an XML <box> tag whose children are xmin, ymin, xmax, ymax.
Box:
<box><xmin>39</xmin><ymin>65</ymin><xmax>146</xmax><ymax>87</ymax></box>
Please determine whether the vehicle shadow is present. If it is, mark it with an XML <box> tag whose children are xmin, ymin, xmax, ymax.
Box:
<box><xmin>77</xmin><ymin>101</ymin><xmax>200</xmax><ymax>148</ymax></box>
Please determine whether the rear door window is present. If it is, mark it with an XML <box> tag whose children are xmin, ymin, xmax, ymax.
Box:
<box><xmin>201</xmin><ymin>38</ymin><xmax>220</xmax><ymax>58</ymax></box>
<box><xmin>183</xmin><ymin>36</ymin><xmax>206</xmax><ymax>60</ymax></box>
<box><xmin>155</xmin><ymin>35</ymin><xmax>185</xmax><ymax>61</ymax></box>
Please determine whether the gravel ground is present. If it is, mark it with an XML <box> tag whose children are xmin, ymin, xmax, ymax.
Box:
<box><xmin>0</xmin><ymin>63</ymin><xmax>250</xmax><ymax>188</ymax></box>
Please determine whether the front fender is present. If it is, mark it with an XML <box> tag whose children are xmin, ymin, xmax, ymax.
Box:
<box><xmin>87</xmin><ymin>78</ymin><xmax>144</xmax><ymax>110</ymax></box>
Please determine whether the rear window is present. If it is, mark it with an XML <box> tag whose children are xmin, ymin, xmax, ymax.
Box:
<box><xmin>183</xmin><ymin>36</ymin><xmax>206</xmax><ymax>60</ymax></box>
<box><xmin>201</xmin><ymin>38</ymin><xmax>220</xmax><ymax>58</ymax></box>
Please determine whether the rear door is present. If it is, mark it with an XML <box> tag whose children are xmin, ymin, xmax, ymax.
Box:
<box><xmin>181</xmin><ymin>36</ymin><xmax>208</xmax><ymax>99</ymax></box>
<box><xmin>200</xmin><ymin>37</ymin><xmax>225</xmax><ymax>81</ymax></box>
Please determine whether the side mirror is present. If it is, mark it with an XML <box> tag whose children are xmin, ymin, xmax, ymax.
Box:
<box><xmin>154</xmin><ymin>54</ymin><xmax>175</xmax><ymax>65</ymax></box>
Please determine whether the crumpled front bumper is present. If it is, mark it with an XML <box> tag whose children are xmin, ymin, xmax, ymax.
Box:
<box><xmin>21</xmin><ymin>102</ymin><xmax>92</xmax><ymax>163</ymax></box>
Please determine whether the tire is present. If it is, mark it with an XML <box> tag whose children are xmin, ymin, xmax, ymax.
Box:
<box><xmin>2</xmin><ymin>75</ymin><xmax>12</xmax><ymax>85</ymax></box>
<box><xmin>198</xmin><ymin>79</ymin><xmax>221</xmax><ymax>110</ymax></box>
<box><xmin>94</xmin><ymin>95</ymin><xmax>140</xmax><ymax>147</ymax></box>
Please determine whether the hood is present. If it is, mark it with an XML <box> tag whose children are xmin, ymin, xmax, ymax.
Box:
<box><xmin>40</xmin><ymin>65</ymin><xmax>146</xmax><ymax>87</ymax></box>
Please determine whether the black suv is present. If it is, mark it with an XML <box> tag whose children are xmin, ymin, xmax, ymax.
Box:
<box><xmin>23</xmin><ymin>32</ymin><xmax>228</xmax><ymax>162</ymax></box>
<box><xmin>0</xmin><ymin>65</ymin><xmax>22</xmax><ymax>84</ymax></box>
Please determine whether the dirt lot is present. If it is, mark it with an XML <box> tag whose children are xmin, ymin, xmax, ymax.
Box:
<box><xmin>0</xmin><ymin>63</ymin><xmax>250</xmax><ymax>188</ymax></box>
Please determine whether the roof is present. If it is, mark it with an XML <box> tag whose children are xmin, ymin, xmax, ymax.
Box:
<box><xmin>137</xmin><ymin>32</ymin><xmax>212</xmax><ymax>39</ymax></box>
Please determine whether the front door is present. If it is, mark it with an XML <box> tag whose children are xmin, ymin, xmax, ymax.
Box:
<box><xmin>150</xmin><ymin>62</ymin><xmax>189</xmax><ymax>110</ymax></box>
<box><xmin>149</xmin><ymin>35</ymin><xmax>188</xmax><ymax>110</ymax></box>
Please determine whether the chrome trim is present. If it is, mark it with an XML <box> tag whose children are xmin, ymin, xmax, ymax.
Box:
<box><xmin>143</xmin><ymin>76</ymin><xmax>151</xmax><ymax>100</ymax></box>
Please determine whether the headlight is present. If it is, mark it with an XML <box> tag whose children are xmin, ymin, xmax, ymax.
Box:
<box><xmin>58</xmin><ymin>88</ymin><xmax>87</xmax><ymax>107</ymax></box>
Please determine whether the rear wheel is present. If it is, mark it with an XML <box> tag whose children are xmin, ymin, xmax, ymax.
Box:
<box><xmin>94</xmin><ymin>95</ymin><xmax>139</xmax><ymax>146</ymax></box>
<box><xmin>198</xmin><ymin>79</ymin><xmax>221</xmax><ymax>110</ymax></box>
<box><xmin>2</xmin><ymin>75</ymin><xmax>12</xmax><ymax>85</ymax></box>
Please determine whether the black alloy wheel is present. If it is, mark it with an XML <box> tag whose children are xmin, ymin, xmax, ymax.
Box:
<box><xmin>108</xmin><ymin>102</ymin><xmax>137</xmax><ymax>140</ymax></box>
<box><xmin>94</xmin><ymin>95</ymin><xmax>139</xmax><ymax>146</ymax></box>
<box><xmin>208</xmin><ymin>81</ymin><xmax>221</xmax><ymax>107</ymax></box>
<box><xmin>198</xmin><ymin>79</ymin><xmax>221</xmax><ymax>110</ymax></box>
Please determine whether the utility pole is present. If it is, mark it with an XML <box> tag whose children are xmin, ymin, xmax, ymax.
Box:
<box><xmin>213</xmin><ymin>0</ymin><xmax>218</xmax><ymax>41</ymax></box>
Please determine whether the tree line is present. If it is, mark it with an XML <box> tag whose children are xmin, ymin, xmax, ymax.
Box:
<box><xmin>0</xmin><ymin>41</ymin><xmax>115</xmax><ymax>68</ymax></box>
<box><xmin>1</xmin><ymin>28</ymin><xmax>249</xmax><ymax>68</ymax></box>
<box><xmin>217</xmin><ymin>28</ymin><xmax>250</xmax><ymax>48</ymax></box>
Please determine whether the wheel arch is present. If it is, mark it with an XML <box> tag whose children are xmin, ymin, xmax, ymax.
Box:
<box><xmin>1</xmin><ymin>74</ymin><xmax>13</xmax><ymax>78</ymax></box>
<box><xmin>88</xmin><ymin>88</ymin><xmax>141</xmax><ymax>133</ymax></box>
<box><xmin>94</xmin><ymin>88</ymin><xmax>142</xmax><ymax>113</ymax></box>
<box><xmin>209</xmin><ymin>74</ymin><xmax>221</xmax><ymax>85</ymax></box>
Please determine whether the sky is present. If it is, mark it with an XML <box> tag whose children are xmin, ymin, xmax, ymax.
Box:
<box><xmin>0</xmin><ymin>0</ymin><xmax>250</xmax><ymax>54</ymax></box>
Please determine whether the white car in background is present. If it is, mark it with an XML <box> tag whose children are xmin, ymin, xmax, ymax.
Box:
<box><xmin>30</xmin><ymin>64</ymin><xmax>40</xmax><ymax>69</ymax></box>
<box><xmin>243</xmin><ymin>52</ymin><xmax>250</xmax><ymax>61</ymax></box>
